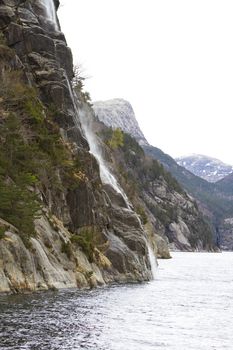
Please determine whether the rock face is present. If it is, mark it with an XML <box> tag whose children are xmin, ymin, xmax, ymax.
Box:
<box><xmin>176</xmin><ymin>154</ymin><xmax>233</xmax><ymax>183</ymax></box>
<box><xmin>0</xmin><ymin>0</ymin><xmax>155</xmax><ymax>293</ymax></box>
<box><xmin>219</xmin><ymin>218</ymin><xmax>233</xmax><ymax>251</ymax></box>
<box><xmin>93</xmin><ymin>99</ymin><xmax>149</xmax><ymax>146</ymax></box>
<box><xmin>0</xmin><ymin>217</ymin><xmax>105</xmax><ymax>293</ymax></box>
<box><xmin>144</xmin><ymin>145</ymin><xmax>233</xmax><ymax>249</ymax></box>
<box><xmin>143</xmin><ymin>183</ymin><xmax>213</xmax><ymax>252</ymax></box>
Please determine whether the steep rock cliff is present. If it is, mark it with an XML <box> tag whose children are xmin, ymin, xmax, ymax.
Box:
<box><xmin>144</xmin><ymin>145</ymin><xmax>233</xmax><ymax>249</ymax></box>
<box><xmin>0</xmin><ymin>0</ymin><xmax>155</xmax><ymax>293</ymax></box>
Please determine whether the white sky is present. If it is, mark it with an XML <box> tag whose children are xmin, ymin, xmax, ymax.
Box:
<box><xmin>58</xmin><ymin>1</ymin><xmax>233</xmax><ymax>165</ymax></box>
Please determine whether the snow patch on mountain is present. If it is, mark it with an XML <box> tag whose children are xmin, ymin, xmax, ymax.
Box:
<box><xmin>176</xmin><ymin>154</ymin><xmax>233</xmax><ymax>183</ymax></box>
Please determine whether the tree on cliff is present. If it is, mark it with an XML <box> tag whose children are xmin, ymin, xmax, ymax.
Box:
<box><xmin>72</xmin><ymin>64</ymin><xmax>92</xmax><ymax>105</ymax></box>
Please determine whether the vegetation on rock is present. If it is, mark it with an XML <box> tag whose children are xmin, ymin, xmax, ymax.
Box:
<box><xmin>0</xmin><ymin>42</ymin><xmax>86</xmax><ymax>241</ymax></box>
<box><xmin>72</xmin><ymin>64</ymin><xmax>92</xmax><ymax>105</ymax></box>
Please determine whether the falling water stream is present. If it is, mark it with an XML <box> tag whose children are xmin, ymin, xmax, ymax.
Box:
<box><xmin>147</xmin><ymin>244</ymin><xmax>158</xmax><ymax>279</ymax></box>
<box><xmin>78</xmin><ymin>107</ymin><xmax>132</xmax><ymax>209</ymax></box>
<box><xmin>65</xmin><ymin>76</ymin><xmax>132</xmax><ymax>208</ymax></box>
<box><xmin>40</xmin><ymin>0</ymin><xmax>59</xmax><ymax>31</ymax></box>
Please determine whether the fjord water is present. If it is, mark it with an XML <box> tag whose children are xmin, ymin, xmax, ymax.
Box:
<box><xmin>1</xmin><ymin>253</ymin><xmax>233</xmax><ymax>350</ymax></box>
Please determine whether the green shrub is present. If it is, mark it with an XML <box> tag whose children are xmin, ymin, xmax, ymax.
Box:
<box><xmin>0</xmin><ymin>226</ymin><xmax>5</xmax><ymax>240</ymax></box>
<box><xmin>0</xmin><ymin>44</ymin><xmax>96</xmax><ymax>244</ymax></box>
<box><xmin>71</xmin><ymin>229</ymin><xmax>95</xmax><ymax>262</ymax></box>
<box><xmin>0</xmin><ymin>65</ymin><xmax>79</xmax><ymax>238</ymax></box>
<box><xmin>147</xmin><ymin>203</ymin><xmax>178</xmax><ymax>228</ymax></box>
<box><xmin>0</xmin><ymin>178</ymin><xmax>40</xmax><ymax>236</ymax></box>
<box><xmin>107</xmin><ymin>128</ymin><xmax>124</xmax><ymax>149</ymax></box>
<box><xmin>136</xmin><ymin>206</ymin><xmax>148</xmax><ymax>225</ymax></box>
<box><xmin>61</xmin><ymin>241</ymin><xmax>72</xmax><ymax>259</ymax></box>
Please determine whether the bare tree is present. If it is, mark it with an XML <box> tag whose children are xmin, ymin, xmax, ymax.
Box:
<box><xmin>72</xmin><ymin>63</ymin><xmax>92</xmax><ymax>105</ymax></box>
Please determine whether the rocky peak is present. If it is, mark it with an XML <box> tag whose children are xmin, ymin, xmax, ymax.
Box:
<box><xmin>93</xmin><ymin>98</ymin><xmax>149</xmax><ymax>146</ymax></box>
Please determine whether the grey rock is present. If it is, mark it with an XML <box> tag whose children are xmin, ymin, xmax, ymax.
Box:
<box><xmin>5</xmin><ymin>23</ymin><xmax>23</xmax><ymax>46</ymax></box>
<box><xmin>18</xmin><ymin>8</ymin><xmax>39</xmax><ymax>25</ymax></box>
<box><xmin>0</xmin><ymin>5</ymin><xmax>15</xmax><ymax>29</ymax></box>
<box><xmin>25</xmin><ymin>33</ymin><xmax>56</xmax><ymax>56</ymax></box>
<box><xmin>0</xmin><ymin>216</ymin><xmax>103</xmax><ymax>293</ymax></box>
<box><xmin>55</xmin><ymin>41</ymin><xmax>73</xmax><ymax>79</ymax></box>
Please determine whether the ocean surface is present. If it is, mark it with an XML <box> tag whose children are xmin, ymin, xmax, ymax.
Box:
<box><xmin>0</xmin><ymin>252</ymin><xmax>233</xmax><ymax>350</ymax></box>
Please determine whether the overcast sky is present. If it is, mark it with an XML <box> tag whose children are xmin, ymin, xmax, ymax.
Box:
<box><xmin>58</xmin><ymin>1</ymin><xmax>233</xmax><ymax>164</ymax></box>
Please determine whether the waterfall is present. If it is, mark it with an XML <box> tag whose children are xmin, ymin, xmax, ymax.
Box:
<box><xmin>79</xmin><ymin>103</ymin><xmax>158</xmax><ymax>279</ymax></box>
<box><xmin>40</xmin><ymin>0</ymin><xmax>59</xmax><ymax>31</ymax></box>
<box><xmin>78</xmin><ymin>108</ymin><xmax>132</xmax><ymax>209</ymax></box>
<box><xmin>64</xmin><ymin>75</ymin><xmax>157</xmax><ymax>278</ymax></box>
<box><xmin>147</xmin><ymin>243</ymin><xmax>157</xmax><ymax>279</ymax></box>
<box><xmin>64</xmin><ymin>76</ymin><xmax>132</xmax><ymax>209</ymax></box>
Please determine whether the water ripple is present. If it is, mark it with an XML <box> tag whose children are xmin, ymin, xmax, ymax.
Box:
<box><xmin>0</xmin><ymin>252</ymin><xmax>233</xmax><ymax>349</ymax></box>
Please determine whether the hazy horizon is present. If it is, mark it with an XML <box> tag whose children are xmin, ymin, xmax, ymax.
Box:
<box><xmin>58</xmin><ymin>1</ymin><xmax>233</xmax><ymax>165</ymax></box>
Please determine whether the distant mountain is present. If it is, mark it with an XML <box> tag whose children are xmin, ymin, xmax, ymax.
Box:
<box><xmin>143</xmin><ymin>146</ymin><xmax>233</xmax><ymax>219</ymax></box>
<box><xmin>143</xmin><ymin>147</ymin><xmax>213</xmax><ymax>194</ymax></box>
<box><xmin>142</xmin><ymin>147</ymin><xmax>233</xmax><ymax>250</ymax></box>
<box><xmin>176</xmin><ymin>154</ymin><xmax>233</xmax><ymax>183</ymax></box>
<box><xmin>93</xmin><ymin>99</ymin><xmax>149</xmax><ymax>146</ymax></box>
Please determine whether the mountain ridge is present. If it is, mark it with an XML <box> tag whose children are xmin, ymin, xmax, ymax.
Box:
<box><xmin>176</xmin><ymin>154</ymin><xmax>233</xmax><ymax>183</ymax></box>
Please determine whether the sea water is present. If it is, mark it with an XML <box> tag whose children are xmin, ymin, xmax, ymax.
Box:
<box><xmin>1</xmin><ymin>252</ymin><xmax>232</xmax><ymax>350</ymax></box>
